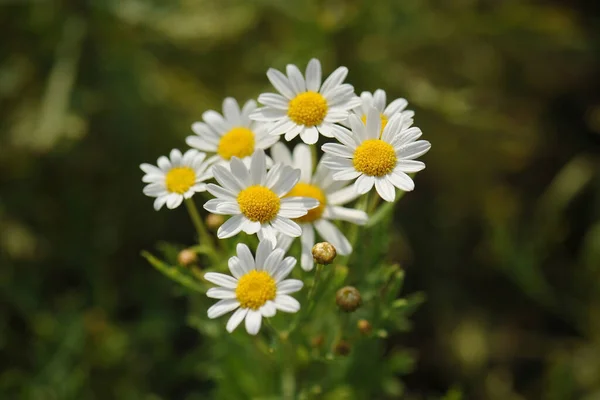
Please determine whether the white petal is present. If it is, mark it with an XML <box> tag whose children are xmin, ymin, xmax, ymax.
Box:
<box><xmin>204</xmin><ymin>272</ymin><xmax>238</xmax><ymax>288</ymax></box>
<box><xmin>250</xmin><ymin>107</ymin><xmax>288</xmax><ymax>121</ymax></box>
<box><xmin>222</xmin><ymin>97</ymin><xmax>241</xmax><ymax>125</ymax></box>
<box><xmin>143</xmin><ymin>182</ymin><xmax>167</xmax><ymax>197</ymax></box>
<box><xmin>292</xmin><ymin>144</ymin><xmax>312</xmax><ymax>182</ymax></box>
<box><xmin>203</xmin><ymin>199</ymin><xmax>223</xmax><ymax>214</ymax></box>
<box><xmin>320</xmin><ymin>143</ymin><xmax>353</xmax><ymax>159</ymax></box>
<box><xmin>320</xmin><ymin>66</ymin><xmax>348</xmax><ymax>96</ymax></box>
<box><xmin>272</xmin><ymin>256</ymin><xmax>296</xmax><ymax>282</ymax></box>
<box><xmin>286</xmin><ymin>64</ymin><xmax>306</xmax><ymax>93</ymax></box>
<box><xmin>206</xmin><ymin>183</ymin><xmax>236</xmax><ymax>200</ymax></box>
<box><xmin>272</xmin><ymin>217</ymin><xmax>302</xmax><ymax>237</ymax></box>
<box><xmin>245</xmin><ymin>309</ymin><xmax>262</xmax><ymax>335</ymax></box>
<box><xmin>274</xmin><ymin>295</ymin><xmax>300</xmax><ymax>313</ymax></box>
<box><xmin>323</xmin><ymin>206</ymin><xmax>368</xmax><ymax>225</ymax></box>
<box><xmin>166</xmin><ymin>193</ymin><xmax>183</xmax><ymax>209</ymax></box>
<box><xmin>396</xmin><ymin>160</ymin><xmax>426</xmax><ymax>172</ymax></box>
<box><xmin>203</xmin><ymin>110</ymin><xmax>229</xmax><ymax>133</ymax></box>
<box><xmin>217</xmin><ymin>215</ymin><xmax>245</xmax><ymax>239</ymax></box>
<box><xmin>207</xmin><ymin>299</ymin><xmax>240</xmax><ymax>319</ymax></box>
<box><xmin>226</xmin><ymin>308</ymin><xmax>248</xmax><ymax>332</ymax></box>
<box><xmin>384</xmin><ymin>98</ymin><xmax>408</xmax><ymax>115</ymax></box>
<box><xmin>236</xmin><ymin>243</ymin><xmax>256</xmax><ymax>271</ymax></box>
<box><xmin>153</xmin><ymin>195</ymin><xmax>168</xmax><ymax>211</ymax></box>
<box><xmin>257</xmin><ymin>224</ymin><xmax>277</xmax><ymax>247</ymax></box>
<box><xmin>270</xmin><ymin>142</ymin><xmax>293</xmax><ymax>166</ymax></box>
<box><xmin>300</xmin><ymin>224</ymin><xmax>315</xmax><ymax>271</ymax></box>
<box><xmin>242</xmin><ymin>220</ymin><xmax>261</xmax><ymax>235</ymax></box>
<box><xmin>250</xmin><ymin>149</ymin><xmax>267</xmax><ymax>185</ymax></box>
<box><xmin>324</xmin><ymin>84</ymin><xmax>355</xmax><ymax>105</ymax></box>
<box><xmin>216</xmin><ymin>201</ymin><xmax>241</xmax><ymax>214</ymax></box>
<box><xmin>329</xmin><ymin>125</ymin><xmax>358</xmax><ymax>150</ymax></box>
<box><xmin>327</xmin><ymin>185</ymin><xmax>361</xmax><ymax>205</ymax></box>
<box><xmin>260</xmin><ymin>301</ymin><xmax>277</xmax><ymax>318</ymax></box>
<box><xmin>333</xmin><ymin>169</ymin><xmax>361</xmax><ymax>181</ymax></box>
<box><xmin>271</xmin><ymin>167</ymin><xmax>300</xmax><ymax>196</ymax></box>
<box><xmin>283</xmin><ymin>124</ymin><xmax>303</xmax><ymax>141</ymax></box>
<box><xmin>157</xmin><ymin>156</ymin><xmax>171</xmax><ymax>171</ymax></box>
<box><xmin>206</xmin><ymin>287</ymin><xmax>236</xmax><ymax>299</ymax></box>
<box><xmin>300</xmin><ymin>126</ymin><xmax>319</xmax><ymax>145</ymax></box>
<box><xmin>373</xmin><ymin>89</ymin><xmax>386</xmax><ymax>111</ymax></box>
<box><xmin>264</xmin><ymin>248</ymin><xmax>285</xmax><ymax>274</ymax></box>
<box><xmin>255</xmin><ymin>239</ymin><xmax>273</xmax><ymax>269</ymax></box>
<box><xmin>228</xmin><ymin>256</ymin><xmax>246</xmax><ymax>279</ymax></box>
<box><xmin>387</xmin><ymin>170</ymin><xmax>415</xmax><ymax>191</ymax></box>
<box><xmin>396</xmin><ymin>140</ymin><xmax>431</xmax><ymax>160</ymax></box>
<box><xmin>213</xmin><ymin>165</ymin><xmax>243</xmax><ymax>193</ymax></box>
<box><xmin>140</xmin><ymin>163</ymin><xmax>163</xmax><ymax>176</ymax></box>
<box><xmin>229</xmin><ymin>157</ymin><xmax>251</xmax><ymax>186</ymax></box>
<box><xmin>267</xmin><ymin>68</ymin><xmax>296</xmax><ymax>99</ymax></box>
<box><xmin>314</xmin><ymin>219</ymin><xmax>352</xmax><ymax>255</ymax></box>
<box><xmin>281</xmin><ymin>196</ymin><xmax>319</xmax><ymax>210</ymax></box>
<box><xmin>375</xmin><ymin>177</ymin><xmax>396</xmax><ymax>202</ymax></box>
<box><xmin>348</xmin><ymin>113</ymin><xmax>368</xmax><ymax>142</ymax></box>
<box><xmin>258</xmin><ymin>93</ymin><xmax>289</xmax><ymax>110</ymax></box>
<box><xmin>277</xmin><ymin>279</ymin><xmax>304</xmax><ymax>294</ymax></box>
<box><xmin>305</xmin><ymin>58</ymin><xmax>322</xmax><ymax>92</ymax></box>
<box><xmin>354</xmin><ymin>174</ymin><xmax>375</xmax><ymax>194</ymax></box>
<box><xmin>365</xmin><ymin>106</ymin><xmax>381</xmax><ymax>139</ymax></box>
<box><xmin>169</xmin><ymin>149</ymin><xmax>183</xmax><ymax>166</ymax></box>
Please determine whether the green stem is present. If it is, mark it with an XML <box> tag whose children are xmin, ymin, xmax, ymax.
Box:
<box><xmin>281</xmin><ymin>341</ymin><xmax>296</xmax><ymax>400</ymax></box>
<box><xmin>185</xmin><ymin>198</ymin><xmax>213</xmax><ymax>248</ymax></box>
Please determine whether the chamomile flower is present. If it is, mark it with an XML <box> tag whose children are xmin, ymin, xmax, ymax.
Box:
<box><xmin>322</xmin><ymin>107</ymin><xmax>431</xmax><ymax>202</ymax></box>
<box><xmin>250</xmin><ymin>58</ymin><xmax>361</xmax><ymax>145</ymax></box>
<box><xmin>205</xmin><ymin>241</ymin><xmax>303</xmax><ymax>335</ymax></box>
<box><xmin>185</xmin><ymin>97</ymin><xmax>279</xmax><ymax>170</ymax></box>
<box><xmin>271</xmin><ymin>143</ymin><xmax>368</xmax><ymax>271</ymax></box>
<box><xmin>203</xmin><ymin>149</ymin><xmax>319</xmax><ymax>243</ymax></box>
<box><xmin>352</xmin><ymin>89</ymin><xmax>415</xmax><ymax>133</ymax></box>
<box><xmin>140</xmin><ymin>149</ymin><xmax>210</xmax><ymax>210</ymax></box>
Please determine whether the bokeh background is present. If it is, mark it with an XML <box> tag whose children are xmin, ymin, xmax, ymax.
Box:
<box><xmin>2</xmin><ymin>0</ymin><xmax>600</xmax><ymax>399</ymax></box>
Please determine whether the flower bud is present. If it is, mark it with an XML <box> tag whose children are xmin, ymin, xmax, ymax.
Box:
<box><xmin>334</xmin><ymin>340</ymin><xmax>351</xmax><ymax>356</ymax></box>
<box><xmin>206</xmin><ymin>214</ymin><xmax>224</xmax><ymax>231</ymax></box>
<box><xmin>311</xmin><ymin>335</ymin><xmax>324</xmax><ymax>348</ymax></box>
<box><xmin>335</xmin><ymin>286</ymin><xmax>362</xmax><ymax>312</ymax></box>
<box><xmin>177</xmin><ymin>248</ymin><xmax>197</xmax><ymax>267</ymax></box>
<box><xmin>312</xmin><ymin>242</ymin><xmax>336</xmax><ymax>265</ymax></box>
<box><xmin>357</xmin><ymin>319</ymin><xmax>372</xmax><ymax>335</ymax></box>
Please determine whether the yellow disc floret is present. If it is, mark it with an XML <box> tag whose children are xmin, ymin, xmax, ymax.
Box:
<box><xmin>235</xmin><ymin>270</ymin><xmax>277</xmax><ymax>310</ymax></box>
<box><xmin>361</xmin><ymin>113</ymin><xmax>388</xmax><ymax>136</ymax></box>
<box><xmin>353</xmin><ymin>139</ymin><xmax>397</xmax><ymax>177</ymax></box>
<box><xmin>287</xmin><ymin>91</ymin><xmax>328</xmax><ymax>126</ymax></box>
<box><xmin>165</xmin><ymin>167</ymin><xmax>196</xmax><ymax>194</ymax></box>
<box><xmin>237</xmin><ymin>185</ymin><xmax>281</xmax><ymax>223</ymax></box>
<box><xmin>285</xmin><ymin>183</ymin><xmax>326</xmax><ymax>223</ymax></box>
<box><xmin>217</xmin><ymin>127</ymin><xmax>256</xmax><ymax>160</ymax></box>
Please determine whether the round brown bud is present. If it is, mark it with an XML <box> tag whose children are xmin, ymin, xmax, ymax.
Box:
<box><xmin>311</xmin><ymin>335</ymin><xmax>324</xmax><ymax>348</ymax></box>
<box><xmin>334</xmin><ymin>340</ymin><xmax>351</xmax><ymax>356</ymax></box>
<box><xmin>357</xmin><ymin>319</ymin><xmax>372</xmax><ymax>335</ymax></box>
<box><xmin>336</xmin><ymin>286</ymin><xmax>362</xmax><ymax>312</ymax></box>
<box><xmin>206</xmin><ymin>214</ymin><xmax>224</xmax><ymax>231</ymax></box>
<box><xmin>177</xmin><ymin>248</ymin><xmax>198</xmax><ymax>267</ymax></box>
<box><xmin>312</xmin><ymin>242</ymin><xmax>336</xmax><ymax>265</ymax></box>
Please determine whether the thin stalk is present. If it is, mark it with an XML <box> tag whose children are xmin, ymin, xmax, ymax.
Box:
<box><xmin>184</xmin><ymin>199</ymin><xmax>213</xmax><ymax>248</ymax></box>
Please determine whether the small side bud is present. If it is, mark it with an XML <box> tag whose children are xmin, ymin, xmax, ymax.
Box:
<box><xmin>334</xmin><ymin>340</ymin><xmax>351</xmax><ymax>356</ymax></box>
<box><xmin>311</xmin><ymin>335</ymin><xmax>324</xmax><ymax>348</ymax></box>
<box><xmin>357</xmin><ymin>319</ymin><xmax>372</xmax><ymax>335</ymax></box>
<box><xmin>312</xmin><ymin>242</ymin><xmax>336</xmax><ymax>265</ymax></box>
<box><xmin>177</xmin><ymin>248</ymin><xmax>197</xmax><ymax>267</ymax></box>
<box><xmin>336</xmin><ymin>286</ymin><xmax>362</xmax><ymax>312</ymax></box>
<box><xmin>206</xmin><ymin>214</ymin><xmax>224</xmax><ymax>231</ymax></box>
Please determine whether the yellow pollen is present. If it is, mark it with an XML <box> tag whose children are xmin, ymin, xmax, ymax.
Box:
<box><xmin>285</xmin><ymin>183</ymin><xmax>326</xmax><ymax>223</ymax></box>
<box><xmin>237</xmin><ymin>185</ymin><xmax>280</xmax><ymax>223</ymax></box>
<box><xmin>353</xmin><ymin>139</ymin><xmax>397</xmax><ymax>177</ymax></box>
<box><xmin>217</xmin><ymin>127</ymin><xmax>255</xmax><ymax>160</ymax></box>
<box><xmin>235</xmin><ymin>270</ymin><xmax>277</xmax><ymax>310</ymax></box>
<box><xmin>287</xmin><ymin>91</ymin><xmax>328</xmax><ymax>126</ymax></box>
<box><xmin>361</xmin><ymin>113</ymin><xmax>388</xmax><ymax>136</ymax></box>
<box><xmin>165</xmin><ymin>167</ymin><xmax>196</xmax><ymax>194</ymax></box>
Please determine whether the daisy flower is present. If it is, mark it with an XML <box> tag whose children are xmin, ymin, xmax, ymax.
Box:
<box><xmin>140</xmin><ymin>149</ymin><xmax>211</xmax><ymax>210</ymax></box>
<box><xmin>185</xmin><ymin>97</ymin><xmax>279</xmax><ymax>170</ymax></box>
<box><xmin>271</xmin><ymin>143</ymin><xmax>368</xmax><ymax>271</ymax></box>
<box><xmin>352</xmin><ymin>89</ymin><xmax>415</xmax><ymax>134</ymax></box>
<box><xmin>203</xmin><ymin>149</ymin><xmax>319</xmax><ymax>243</ymax></box>
<box><xmin>205</xmin><ymin>241</ymin><xmax>303</xmax><ymax>335</ymax></box>
<box><xmin>250</xmin><ymin>58</ymin><xmax>361</xmax><ymax>145</ymax></box>
<box><xmin>321</xmin><ymin>107</ymin><xmax>431</xmax><ymax>202</ymax></box>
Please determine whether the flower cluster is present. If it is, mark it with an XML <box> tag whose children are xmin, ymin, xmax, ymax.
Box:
<box><xmin>140</xmin><ymin>59</ymin><xmax>431</xmax><ymax>335</ymax></box>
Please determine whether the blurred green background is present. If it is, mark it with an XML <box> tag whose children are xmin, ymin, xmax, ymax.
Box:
<box><xmin>2</xmin><ymin>0</ymin><xmax>600</xmax><ymax>399</ymax></box>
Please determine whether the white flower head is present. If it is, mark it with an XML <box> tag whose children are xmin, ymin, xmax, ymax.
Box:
<box><xmin>205</xmin><ymin>241</ymin><xmax>303</xmax><ymax>335</ymax></box>
<box><xmin>250</xmin><ymin>58</ymin><xmax>361</xmax><ymax>145</ymax></box>
<box><xmin>203</xmin><ymin>149</ymin><xmax>319</xmax><ymax>243</ymax></box>
<box><xmin>322</xmin><ymin>107</ymin><xmax>431</xmax><ymax>202</ymax></box>
<box><xmin>352</xmin><ymin>89</ymin><xmax>415</xmax><ymax>132</ymax></box>
<box><xmin>186</xmin><ymin>97</ymin><xmax>279</xmax><ymax>170</ymax></box>
<box><xmin>140</xmin><ymin>149</ymin><xmax>210</xmax><ymax>210</ymax></box>
<box><xmin>271</xmin><ymin>143</ymin><xmax>368</xmax><ymax>271</ymax></box>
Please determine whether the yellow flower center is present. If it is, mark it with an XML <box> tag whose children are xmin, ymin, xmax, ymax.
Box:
<box><xmin>361</xmin><ymin>113</ymin><xmax>388</xmax><ymax>136</ymax></box>
<box><xmin>285</xmin><ymin>183</ymin><xmax>326</xmax><ymax>223</ymax></box>
<box><xmin>353</xmin><ymin>139</ymin><xmax>397</xmax><ymax>177</ymax></box>
<box><xmin>235</xmin><ymin>270</ymin><xmax>277</xmax><ymax>310</ymax></box>
<box><xmin>165</xmin><ymin>167</ymin><xmax>196</xmax><ymax>194</ymax></box>
<box><xmin>287</xmin><ymin>91</ymin><xmax>328</xmax><ymax>126</ymax></box>
<box><xmin>237</xmin><ymin>185</ymin><xmax>281</xmax><ymax>223</ymax></box>
<box><xmin>217</xmin><ymin>127</ymin><xmax>256</xmax><ymax>160</ymax></box>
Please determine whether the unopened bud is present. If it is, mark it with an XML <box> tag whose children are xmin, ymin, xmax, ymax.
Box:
<box><xmin>357</xmin><ymin>319</ymin><xmax>372</xmax><ymax>335</ymax></box>
<box><xmin>177</xmin><ymin>248</ymin><xmax>197</xmax><ymax>267</ymax></box>
<box><xmin>312</xmin><ymin>242</ymin><xmax>336</xmax><ymax>265</ymax></box>
<box><xmin>334</xmin><ymin>340</ymin><xmax>351</xmax><ymax>356</ymax></box>
<box><xmin>336</xmin><ymin>286</ymin><xmax>362</xmax><ymax>312</ymax></box>
<box><xmin>206</xmin><ymin>214</ymin><xmax>224</xmax><ymax>231</ymax></box>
